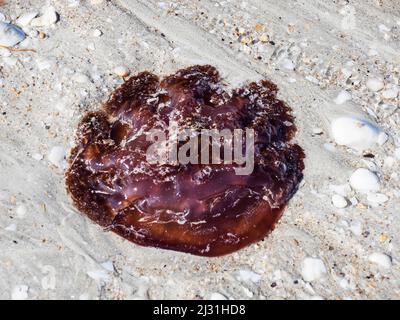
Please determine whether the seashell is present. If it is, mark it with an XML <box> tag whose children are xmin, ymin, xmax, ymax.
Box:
<box><xmin>334</xmin><ymin>90</ymin><xmax>352</xmax><ymax>105</ymax></box>
<box><xmin>16</xmin><ymin>12</ymin><xmax>39</xmax><ymax>27</ymax></box>
<box><xmin>331</xmin><ymin>116</ymin><xmax>387</xmax><ymax>151</ymax></box>
<box><xmin>0</xmin><ymin>21</ymin><xmax>25</xmax><ymax>47</ymax></box>
<box><xmin>349</xmin><ymin>168</ymin><xmax>380</xmax><ymax>193</ymax></box>
<box><xmin>366</xmin><ymin>78</ymin><xmax>384</xmax><ymax>92</ymax></box>
<box><xmin>31</xmin><ymin>6</ymin><xmax>58</xmax><ymax>27</ymax></box>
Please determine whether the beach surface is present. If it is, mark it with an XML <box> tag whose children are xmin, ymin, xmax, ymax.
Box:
<box><xmin>0</xmin><ymin>0</ymin><xmax>399</xmax><ymax>299</ymax></box>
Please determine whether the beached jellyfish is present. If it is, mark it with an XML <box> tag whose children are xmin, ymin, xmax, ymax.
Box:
<box><xmin>66</xmin><ymin>65</ymin><xmax>304</xmax><ymax>256</ymax></box>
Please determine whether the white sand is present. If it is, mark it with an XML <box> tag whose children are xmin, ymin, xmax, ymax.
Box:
<box><xmin>0</xmin><ymin>0</ymin><xmax>399</xmax><ymax>299</ymax></box>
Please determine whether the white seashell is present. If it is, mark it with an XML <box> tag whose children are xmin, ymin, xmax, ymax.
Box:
<box><xmin>16</xmin><ymin>205</ymin><xmax>27</xmax><ymax>218</ymax></box>
<box><xmin>0</xmin><ymin>21</ymin><xmax>26</xmax><ymax>47</ymax></box>
<box><xmin>349</xmin><ymin>168</ymin><xmax>380</xmax><ymax>193</ymax></box>
<box><xmin>16</xmin><ymin>12</ymin><xmax>39</xmax><ymax>27</ymax></box>
<box><xmin>281</xmin><ymin>58</ymin><xmax>295</xmax><ymax>70</ymax></box>
<box><xmin>87</xmin><ymin>269</ymin><xmax>111</xmax><ymax>282</ymax></box>
<box><xmin>113</xmin><ymin>66</ymin><xmax>130</xmax><ymax>77</ymax></box>
<box><xmin>48</xmin><ymin>146</ymin><xmax>66</xmax><ymax>169</ymax></box>
<box><xmin>367</xmin><ymin>193</ymin><xmax>388</xmax><ymax>205</ymax></box>
<box><xmin>368</xmin><ymin>252</ymin><xmax>392</xmax><ymax>268</ymax></box>
<box><xmin>100</xmin><ymin>261</ymin><xmax>114</xmax><ymax>272</ymax></box>
<box><xmin>312</xmin><ymin>127</ymin><xmax>323</xmax><ymax>135</ymax></box>
<box><xmin>334</xmin><ymin>90</ymin><xmax>352</xmax><ymax>105</ymax></box>
<box><xmin>72</xmin><ymin>73</ymin><xmax>90</xmax><ymax>84</ymax></box>
<box><xmin>384</xmin><ymin>156</ymin><xmax>395</xmax><ymax>167</ymax></box>
<box><xmin>366</xmin><ymin>78</ymin><xmax>384</xmax><ymax>92</ymax></box>
<box><xmin>300</xmin><ymin>257</ymin><xmax>327</xmax><ymax>282</ymax></box>
<box><xmin>11</xmin><ymin>285</ymin><xmax>29</xmax><ymax>300</ymax></box>
<box><xmin>331</xmin><ymin>194</ymin><xmax>348</xmax><ymax>208</ymax></box>
<box><xmin>87</xmin><ymin>43</ymin><xmax>95</xmax><ymax>51</ymax></box>
<box><xmin>377</xmin><ymin>131</ymin><xmax>388</xmax><ymax>145</ymax></box>
<box><xmin>350</xmin><ymin>221</ymin><xmax>362</xmax><ymax>236</ymax></box>
<box><xmin>235</xmin><ymin>269</ymin><xmax>261</xmax><ymax>283</ymax></box>
<box><xmin>323</xmin><ymin>143</ymin><xmax>336</xmax><ymax>152</ymax></box>
<box><xmin>68</xmin><ymin>0</ymin><xmax>81</xmax><ymax>7</ymax></box>
<box><xmin>331</xmin><ymin>116</ymin><xmax>387</xmax><ymax>151</ymax></box>
<box><xmin>381</xmin><ymin>87</ymin><xmax>399</xmax><ymax>100</ymax></box>
<box><xmin>31</xmin><ymin>6</ymin><xmax>58</xmax><ymax>27</ymax></box>
<box><xmin>32</xmin><ymin>153</ymin><xmax>43</xmax><ymax>161</ymax></box>
<box><xmin>5</xmin><ymin>224</ymin><xmax>17</xmax><ymax>232</ymax></box>
<box><xmin>93</xmin><ymin>29</ymin><xmax>102</xmax><ymax>37</ymax></box>
<box><xmin>210</xmin><ymin>292</ymin><xmax>228</xmax><ymax>300</ymax></box>
<box><xmin>395</xmin><ymin>148</ymin><xmax>400</xmax><ymax>160</ymax></box>
<box><xmin>367</xmin><ymin>49</ymin><xmax>378</xmax><ymax>56</ymax></box>
<box><xmin>340</xmin><ymin>68</ymin><xmax>352</xmax><ymax>79</ymax></box>
<box><xmin>378</xmin><ymin>24</ymin><xmax>391</xmax><ymax>33</ymax></box>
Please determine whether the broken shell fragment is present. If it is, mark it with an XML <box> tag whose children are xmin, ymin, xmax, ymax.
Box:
<box><xmin>0</xmin><ymin>21</ymin><xmax>26</xmax><ymax>47</ymax></box>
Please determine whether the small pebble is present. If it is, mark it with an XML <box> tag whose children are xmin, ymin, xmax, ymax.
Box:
<box><xmin>349</xmin><ymin>168</ymin><xmax>380</xmax><ymax>193</ymax></box>
<box><xmin>331</xmin><ymin>194</ymin><xmax>348</xmax><ymax>208</ymax></box>
<box><xmin>334</xmin><ymin>90</ymin><xmax>352</xmax><ymax>105</ymax></box>
<box><xmin>113</xmin><ymin>66</ymin><xmax>130</xmax><ymax>77</ymax></box>
<box><xmin>300</xmin><ymin>257</ymin><xmax>327</xmax><ymax>282</ymax></box>
<box><xmin>366</xmin><ymin>78</ymin><xmax>384</xmax><ymax>92</ymax></box>
<box><xmin>368</xmin><ymin>252</ymin><xmax>392</xmax><ymax>268</ymax></box>
<box><xmin>331</xmin><ymin>116</ymin><xmax>387</xmax><ymax>151</ymax></box>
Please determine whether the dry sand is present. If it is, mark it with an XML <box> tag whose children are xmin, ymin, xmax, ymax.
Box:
<box><xmin>0</xmin><ymin>0</ymin><xmax>399</xmax><ymax>299</ymax></box>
